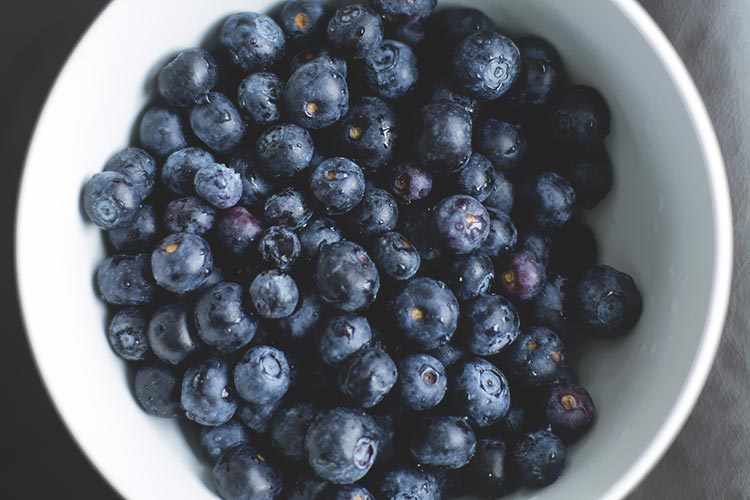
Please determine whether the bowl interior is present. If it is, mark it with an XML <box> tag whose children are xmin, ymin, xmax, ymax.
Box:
<box><xmin>16</xmin><ymin>0</ymin><xmax>730</xmax><ymax>499</ymax></box>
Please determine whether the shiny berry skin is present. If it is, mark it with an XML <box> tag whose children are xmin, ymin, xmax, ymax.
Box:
<box><xmin>430</xmin><ymin>78</ymin><xmax>481</xmax><ymax>122</ymax></box>
<box><xmin>444</xmin><ymin>253</ymin><xmax>494</xmax><ymax>302</ymax></box>
<box><xmin>425</xmin><ymin>7</ymin><xmax>496</xmax><ymax>55</ymax></box>
<box><xmin>518</xmin><ymin>172</ymin><xmax>576</xmax><ymax>230</ymax></box>
<box><xmin>97</xmin><ymin>254</ymin><xmax>156</xmax><ymax>306</ymax></box>
<box><xmin>194</xmin><ymin>282</ymin><xmax>257</xmax><ymax>353</ymax></box>
<box><xmin>499</xmin><ymin>250</ymin><xmax>546</xmax><ymax>301</ymax></box>
<box><xmin>315</xmin><ymin>240</ymin><xmax>380</xmax><ymax>312</ymax></box>
<box><xmin>279</xmin><ymin>0</ymin><xmax>327</xmax><ymax>42</ymax></box>
<box><xmin>212</xmin><ymin>443</ymin><xmax>283</xmax><ymax>500</ymax></box>
<box><xmin>256</xmin><ymin>123</ymin><xmax>314</xmax><ymax>179</ymax></box>
<box><xmin>549</xmin><ymin>85</ymin><xmax>611</xmax><ymax>148</ymax></box>
<box><xmin>285</xmin><ymin>62</ymin><xmax>349</xmax><ymax>129</ymax></box>
<box><xmin>449</xmin><ymin>357</ymin><xmax>510</xmax><ymax>427</ymax></box>
<box><xmin>562</xmin><ymin>146</ymin><xmax>614</xmax><ymax>209</ymax></box>
<box><xmin>390</xmin><ymin>161</ymin><xmax>432</xmax><ymax>204</ymax></box>
<box><xmin>214</xmin><ymin>207</ymin><xmax>264</xmax><ymax>259</ymax></box>
<box><xmin>410</xmin><ymin>416</ymin><xmax>476</xmax><ymax>469</ymax></box>
<box><xmin>460</xmin><ymin>294</ymin><xmax>520</xmax><ymax>355</ymax></box>
<box><xmin>527</xmin><ymin>273</ymin><xmax>576</xmax><ymax>340</ymax></box>
<box><xmin>414</xmin><ymin>101</ymin><xmax>472</xmax><ymax>173</ymax></box>
<box><xmin>310</xmin><ymin>157</ymin><xmax>366</xmax><ymax>215</ymax></box>
<box><xmin>139</xmin><ymin>106</ymin><xmax>187</xmax><ymax>157</ymax></box>
<box><xmin>483</xmin><ymin>169</ymin><xmax>514</xmax><ymax>215</ymax></box>
<box><xmin>397</xmin><ymin>353</ymin><xmax>447</xmax><ymax>410</ymax></box>
<box><xmin>336</xmin><ymin>96</ymin><xmax>398</xmax><ymax>172</ymax></box>
<box><xmin>433</xmin><ymin>195</ymin><xmax>490</xmax><ymax>255</ymax></box>
<box><xmin>502</xmin><ymin>36</ymin><xmax>563</xmax><ymax>112</ymax></box>
<box><xmin>298</xmin><ymin>217</ymin><xmax>344</xmax><ymax>260</ymax></box>
<box><xmin>108</xmin><ymin>205</ymin><xmax>160</xmax><ymax>255</ymax></box>
<box><xmin>477</xmin><ymin>119</ymin><xmax>527</xmax><ymax>171</ymax></box>
<box><xmin>237</xmin><ymin>72</ymin><xmax>283</xmax><ymax>126</ymax></box>
<box><xmin>363</xmin><ymin>40</ymin><xmax>419</xmax><ymax>100</ymax></box>
<box><xmin>271</xmin><ymin>402</ymin><xmax>320</xmax><ymax>462</ymax></box>
<box><xmin>503</xmin><ymin>326</ymin><xmax>566</xmax><ymax>388</ymax></box>
<box><xmin>259</xmin><ymin>226</ymin><xmax>301</xmax><ymax>272</ymax></box>
<box><xmin>200</xmin><ymin>420</ymin><xmax>248</xmax><ymax>464</ymax></box>
<box><xmin>219</xmin><ymin>13</ymin><xmax>286</xmax><ymax>73</ymax></box>
<box><xmin>107</xmin><ymin>308</ymin><xmax>150</xmax><ymax>361</ymax></box>
<box><xmin>371</xmin><ymin>0</ymin><xmax>435</xmax><ymax>22</ymax></box>
<box><xmin>377</xmin><ymin>467</ymin><xmax>440</xmax><ymax>500</ymax></box>
<box><xmin>181</xmin><ymin>357</ymin><xmax>237</xmax><ymax>426</ymax></box>
<box><xmin>290</xmin><ymin>46</ymin><xmax>349</xmax><ymax>77</ymax></box>
<box><xmin>234</xmin><ymin>345</ymin><xmax>291</xmax><ymax>405</ymax></box>
<box><xmin>462</xmin><ymin>437</ymin><xmax>507</xmax><ymax>497</ymax></box>
<box><xmin>545</xmin><ymin>383</ymin><xmax>595</xmax><ymax>441</ymax></box>
<box><xmin>338</xmin><ymin>346</ymin><xmax>398</xmax><ymax>408</ymax></box>
<box><xmin>103</xmin><ymin>147</ymin><xmax>157</xmax><ymax>199</ymax></box>
<box><xmin>517</xmin><ymin>230</ymin><xmax>550</xmax><ymax>267</ymax></box>
<box><xmin>151</xmin><ymin>233</ymin><xmax>213</xmax><ymax>294</ymax></box>
<box><xmin>327</xmin><ymin>5</ymin><xmax>384</xmax><ymax>59</ymax></box>
<box><xmin>343</xmin><ymin>188</ymin><xmax>399</xmax><ymax>241</ymax></box>
<box><xmin>319</xmin><ymin>313</ymin><xmax>373</xmax><ymax>365</ymax></box>
<box><xmin>571</xmin><ymin>264</ymin><xmax>642</xmax><ymax>337</ymax></box>
<box><xmin>194</xmin><ymin>163</ymin><xmax>243</xmax><ymax>209</ymax></box>
<box><xmin>189</xmin><ymin>92</ymin><xmax>246</xmax><ymax>155</ymax></box>
<box><xmin>158</xmin><ymin>48</ymin><xmax>218</xmax><ymax>107</ymax></box>
<box><xmin>263</xmin><ymin>188</ymin><xmax>313</xmax><ymax>230</ymax></box>
<box><xmin>249</xmin><ymin>270</ymin><xmax>299</xmax><ymax>319</ymax></box>
<box><xmin>133</xmin><ymin>363</ymin><xmax>182</xmax><ymax>418</ymax></box>
<box><xmin>512</xmin><ymin>430</ymin><xmax>566</xmax><ymax>487</ymax></box>
<box><xmin>481</xmin><ymin>212</ymin><xmax>517</xmax><ymax>259</ymax></box>
<box><xmin>392</xmin><ymin>277</ymin><xmax>458</xmax><ymax>349</ymax></box>
<box><xmin>236</xmin><ymin>399</ymin><xmax>284</xmax><ymax>434</ymax></box>
<box><xmin>271</xmin><ymin>287</ymin><xmax>324</xmax><ymax>341</ymax></box>
<box><xmin>83</xmin><ymin>171</ymin><xmax>142</xmax><ymax>230</ymax></box>
<box><xmin>370</xmin><ymin>231</ymin><xmax>421</xmax><ymax>281</ymax></box>
<box><xmin>325</xmin><ymin>485</ymin><xmax>375</xmax><ymax>500</ymax></box>
<box><xmin>161</xmin><ymin>147</ymin><xmax>215</xmax><ymax>196</ymax></box>
<box><xmin>456</xmin><ymin>153</ymin><xmax>494</xmax><ymax>202</ymax></box>
<box><xmin>451</xmin><ymin>30</ymin><xmax>520</xmax><ymax>101</ymax></box>
<box><xmin>147</xmin><ymin>302</ymin><xmax>198</xmax><ymax>365</ymax></box>
<box><xmin>163</xmin><ymin>197</ymin><xmax>215</xmax><ymax>236</ymax></box>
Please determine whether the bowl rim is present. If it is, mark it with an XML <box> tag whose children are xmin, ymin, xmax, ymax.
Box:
<box><xmin>14</xmin><ymin>0</ymin><xmax>733</xmax><ymax>499</ymax></box>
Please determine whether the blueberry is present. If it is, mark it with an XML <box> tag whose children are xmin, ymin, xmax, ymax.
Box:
<box><xmin>545</xmin><ymin>383</ymin><xmax>595</xmax><ymax>441</ymax></box>
<box><xmin>431</xmin><ymin>78</ymin><xmax>481</xmax><ymax>122</ymax></box>
<box><xmin>319</xmin><ymin>313</ymin><xmax>373</xmax><ymax>365</ymax></box>
<box><xmin>483</xmin><ymin>169</ymin><xmax>514</xmax><ymax>215</ymax></box>
<box><xmin>214</xmin><ymin>206</ymin><xmax>265</xmax><ymax>258</ymax></box>
<box><xmin>370</xmin><ymin>231</ymin><xmax>421</xmax><ymax>281</ymax></box>
<box><xmin>389</xmin><ymin>161</ymin><xmax>432</xmax><ymax>204</ymax></box>
<box><xmin>527</xmin><ymin>273</ymin><xmax>576</xmax><ymax>340</ymax></box>
<box><xmin>478</xmin><ymin>120</ymin><xmax>527</xmax><ymax>173</ymax></box>
<box><xmin>263</xmin><ymin>188</ymin><xmax>313</xmax><ymax>229</ymax></box>
<box><xmin>151</xmin><ymin>233</ymin><xmax>213</xmax><ymax>294</ymax></box>
<box><xmin>190</xmin><ymin>92</ymin><xmax>246</xmax><ymax>154</ymax></box>
<box><xmin>133</xmin><ymin>363</ymin><xmax>182</xmax><ymax>418</ymax></box>
<box><xmin>338</xmin><ymin>346</ymin><xmax>398</xmax><ymax>408</ymax></box>
<box><xmin>425</xmin><ymin>343</ymin><xmax>467</xmax><ymax>368</ymax></box>
<box><xmin>363</xmin><ymin>40</ymin><xmax>419</xmax><ymax>100</ymax></box>
<box><xmin>391</xmin><ymin>277</ymin><xmax>458</xmax><ymax>349</ymax></box>
<box><xmin>230</xmin><ymin>155</ymin><xmax>277</xmax><ymax>210</ymax></box>
<box><xmin>336</xmin><ymin>97</ymin><xmax>398</xmax><ymax>172</ymax></box>
<box><xmin>499</xmin><ymin>251</ymin><xmax>546</xmax><ymax>301</ymax></box>
<box><xmin>512</xmin><ymin>430</ymin><xmax>566</xmax><ymax>487</ymax></box>
<box><xmin>288</xmin><ymin>471</ymin><xmax>331</xmax><ymax>500</ymax></box>
<box><xmin>397</xmin><ymin>353</ymin><xmax>446</xmax><ymax>410</ymax></box>
<box><xmin>502</xmin><ymin>36</ymin><xmax>563</xmax><ymax>112</ymax></box>
<box><xmin>549</xmin><ymin>220</ymin><xmax>598</xmax><ymax>275</ymax></box>
<box><xmin>213</xmin><ymin>444</ymin><xmax>283</xmax><ymax>500</ymax></box>
<box><xmin>290</xmin><ymin>46</ymin><xmax>349</xmax><ymax>77</ymax></box>
<box><xmin>195</xmin><ymin>163</ymin><xmax>243</xmax><ymax>210</ymax></box>
<box><xmin>107</xmin><ymin>308</ymin><xmax>149</xmax><ymax>361</ymax></box>
<box><xmin>234</xmin><ymin>345</ymin><xmax>291</xmax><ymax>405</ymax></box>
<box><xmin>305</xmin><ymin>407</ymin><xmax>380</xmax><ymax>484</ymax></box>
<box><xmin>414</xmin><ymin>101</ymin><xmax>472</xmax><ymax>173</ymax></box>
<box><xmin>410</xmin><ymin>416</ymin><xmax>476</xmax><ymax>468</ymax></box>
<box><xmin>315</xmin><ymin>240</ymin><xmax>380</xmax><ymax>311</ymax></box>
<box><xmin>219</xmin><ymin>13</ymin><xmax>286</xmax><ymax>73</ymax></box>
<box><xmin>271</xmin><ymin>403</ymin><xmax>320</xmax><ymax>462</ymax></box>
<box><xmin>259</xmin><ymin>226</ymin><xmax>301</xmax><ymax>271</ymax></box>
<box><xmin>249</xmin><ymin>270</ymin><xmax>300</xmax><ymax>319</ymax></box>
<box><xmin>562</xmin><ymin>147</ymin><xmax>613</xmax><ymax>209</ymax></box>
<box><xmin>298</xmin><ymin>217</ymin><xmax>344</xmax><ymax>260</ymax></box>
<box><xmin>570</xmin><ymin>264</ymin><xmax>642</xmax><ymax>337</ymax></box>
<box><xmin>256</xmin><ymin>123</ymin><xmax>315</xmax><ymax>179</ymax></box>
<box><xmin>147</xmin><ymin>302</ymin><xmax>198</xmax><ymax>365</ymax></box>
<box><xmin>443</xmin><ymin>253</ymin><xmax>494</xmax><ymax>302</ymax></box>
<box><xmin>237</xmin><ymin>398</ymin><xmax>285</xmax><ymax>434</ymax></box>
<box><xmin>425</xmin><ymin>7</ymin><xmax>496</xmax><ymax>55</ymax></box>
<box><xmin>161</xmin><ymin>147</ymin><xmax>216</xmax><ymax>196</ymax></box>
<box><xmin>108</xmin><ymin>204</ymin><xmax>160</xmax><ymax>253</ymax></box>
<box><xmin>195</xmin><ymin>282</ymin><xmax>257</xmax><ymax>353</ymax></box>
<box><xmin>462</xmin><ymin>437</ymin><xmax>507</xmax><ymax>497</ymax></box>
<box><xmin>285</xmin><ymin>62</ymin><xmax>349</xmax><ymax>129</ymax></box>
<box><xmin>103</xmin><ymin>147</ymin><xmax>157</xmax><ymax>199</ymax></box>
<box><xmin>97</xmin><ymin>254</ymin><xmax>155</xmax><ymax>305</ymax></box>
<box><xmin>235</xmin><ymin>73</ymin><xmax>283</xmax><ymax>127</ymax></box>
<box><xmin>139</xmin><ymin>106</ymin><xmax>187</xmax><ymax>157</ymax></box>
<box><xmin>327</xmin><ymin>5</ymin><xmax>384</xmax><ymax>59</ymax></box>
<box><xmin>496</xmin><ymin>402</ymin><xmax>532</xmax><ymax>442</ymax></box>
<box><xmin>503</xmin><ymin>326</ymin><xmax>566</xmax><ymax>388</ymax></box>
<box><xmin>372</xmin><ymin>0</ymin><xmax>435</xmax><ymax>22</ymax></box>
<box><xmin>518</xmin><ymin>173</ymin><xmax>576</xmax><ymax>230</ymax></box>
<box><xmin>376</xmin><ymin>467</ymin><xmax>440</xmax><ymax>500</ymax></box>
<box><xmin>200</xmin><ymin>420</ymin><xmax>248</xmax><ymax>464</ymax></box>
<box><xmin>517</xmin><ymin>230</ymin><xmax>550</xmax><ymax>267</ymax></box>
<box><xmin>549</xmin><ymin>85</ymin><xmax>611</xmax><ymax>148</ymax></box>
<box><xmin>451</xmin><ymin>31</ymin><xmax>520</xmax><ymax>101</ymax></box>
<box><xmin>310</xmin><ymin>158</ymin><xmax>366</xmax><ymax>215</ymax></box>
<box><xmin>390</xmin><ymin>20</ymin><xmax>426</xmax><ymax>47</ymax></box>
<box><xmin>163</xmin><ymin>197</ymin><xmax>215</xmax><ymax>235</ymax></box>
<box><xmin>182</xmin><ymin>357</ymin><xmax>236</xmax><ymax>426</ymax></box>
<box><xmin>449</xmin><ymin>357</ymin><xmax>510</xmax><ymax>427</ymax></box>
<box><xmin>280</xmin><ymin>0</ymin><xmax>327</xmax><ymax>41</ymax></box>
<box><xmin>325</xmin><ymin>484</ymin><xmax>375</xmax><ymax>500</ymax></box>
<box><xmin>454</xmin><ymin>154</ymin><xmax>493</xmax><ymax>202</ymax></box>
<box><xmin>271</xmin><ymin>287</ymin><xmax>324</xmax><ymax>341</ymax></box>
<box><xmin>481</xmin><ymin>212</ymin><xmax>517</xmax><ymax>259</ymax></box>
<box><xmin>158</xmin><ymin>48</ymin><xmax>218</xmax><ymax>107</ymax></box>
<box><xmin>433</xmin><ymin>195</ymin><xmax>490</xmax><ymax>255</ymax></box>
<box><xmin>343</xmin><ymin>188</ymin><xmax>398</xmax><ymax>241</ymax></box>
<box><xmin>461</xmin><ymin>294</ymin><xmax>520</xmax><ymax>355</ymax></box>
<box><xmin>83</xmin><ymin>171</ymin><xmax>142</xmax><ymax>230</ymax></box>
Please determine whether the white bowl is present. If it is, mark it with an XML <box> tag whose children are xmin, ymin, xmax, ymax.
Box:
<box><xmin>16</xmin><ymin>0</ymin><xmax>732</xmax><ymax>499</ymax></box>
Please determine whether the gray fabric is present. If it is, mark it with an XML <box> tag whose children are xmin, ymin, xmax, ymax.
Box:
<box><xmin>631</xmin><ymin>1</ymin><xmax>750</xmax><ymax>498</ymax></box>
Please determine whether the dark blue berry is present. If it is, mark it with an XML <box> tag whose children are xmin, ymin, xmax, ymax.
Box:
<box><xmin>151</xmin><ymin>233</ymin><xmax>213</xmax><ymax>294</ymax></box>
<box><xmin>527</xmin><ymin>273</ymin><xmax>576</xmax><ymax>340</ymax></box>
<box><xmin>271</xmin><ymin>287</ymin><xmax>324</xmax><ymax>341</ymax></box>
<box><xmin>147</xmin><ymin>302</ymin><xmax>198</xmax><ymax>365</ymax></box>
<box><xmin>549</xmin><ymin>85</ymin><xmax>611</xmax><ymax>148</ymax></box>
<box><xmin>214</xmin><ymin>206</ymin><xmax>265</xmax><ymax>258</ymax></box>
<box><xmin>271</xmin><ymin>402</ymin><xmax>320</xmax><ymax>462</ymax></box>
<box><xmin>499</xmin><ymin>250</ymin><xmax>546</xmax><ymax>300</ymax></box>
<box><xmin>290</xmin><ymin>46</ymin><xmax>349</xmax><ymax>77</ymax></box>
<box><xmin>518</xmin><ymin>172</ymin><xmax>576</xmax><ymax>229</ymax></box>
<box><xmin>372</xmin><ymin>0</ymin><xmax>435</xmax><ymax>22</ymax></box>
<box><xmin>108</xmin><ymin>205</ymin><xmax>160</xmax><ymax>253</ymax></box>
<box><xmin>163</xmin><ymin>197</ymin><xmax>215</xmax><ymax>235</ymax></box>
<box><xmin>478</xmin><ymin>119</ymin><xmax>527</xmax><ymax>171</ymax></box>
<box><xmin>496</xmin><ymin>402</ymin><xmax>531</xmax><ymax>442</ymax></box>
<box><xmin>195</xmin><ymin>282</ymin><xmax>257</xmax><ymax>353</ymax></box>
<box><xmin>461</xmin><ymin>294</ymin><xmax>520</xmax><ymax>355</ymax></box>
<box><xmin>376</xmin><ymin>467</ymin><xmax>440</xmax><ymax>500</ymax></box>
<box><xmin>319</xmin><ymin>313</ymin><xmax>373</xmax><ymax>365</ymax></box>
<box><xmin>502</xmin><ymin>36</ymin><xmax>563</xmax><ymax>111</ymax></box>
<box><xmin>390</xmin><ymin>21</ymin><xmax>426</xmax><ymax>47</ymax></box>
<box><xmin>327</xmin><ymin>5</ymin><xmax>384</xmax><ymax>59</ymax></box>
<box><xmin>462</xmin><ymin>437</ymin><xmax>507</xmax><ymax>497</ymax></box>
<box><xmin>158</xmin><ymin>48</ymin><xmax>218</xmax><ymax>107</ymax></box>
<box><xmin>107</xmin><ymin>308</ymin><xmax>149</xmax><ymax>361</ymax></box>
<box><xmin>425</xmin><ymin>343</ymin><xmax>468</xmax><ymax>368</ymax></box>
<box><xmin>97</xmin><ymin>254</ymin><xmax>155</xmax><ymax>305</ymax></box>
<box><xmin>133</xmin><ymin>363</ymin><xmax>182</xmax><ymax>418</ymax></box>
<box><xmin>256</xmin><ymin>123</ymin><xmax>315</xmax><ymax>179</ymax></box>
<box><xmin>455</xmin><ymin>153</ymin><xmax>494</xmax><ymax>202</ymax></box>
<box><xmin>451</xmin><ymin>31</ymin><xmax>520</xmax><ymax>101</ymax></box>
<box><xmin>280</xmin><ymin>0</ymin><xmax>327</xmax><ymax>41</ymax></box>
<box><xmin>219</xmin><ymin>13</ymin><xmax>286</xmax><ymax>73</ymax></box>
<box><xmin>397</xmin><ymin>353</ymin><xmax>446</xmax><ymax>410</ymax></box>
<box><xmin>415</xmin><ymin>101</ymin><xmax>472</xmax><ymax>173</ymax></box>
<box><xmin>483</xmin><ymin>169</ymin><xmax>514</xmax><ymax>215</ymax></box>
<box><xmin>338</xmin><ymin>346</ymin><xmax>398</xmax><ymax>408</ymax></box>
<box><xmin>503</xmin><ymin>326</ymin><xmax>566</xmax><ymax>388</ymax></box>
<box><xmin>433</xmin><ymin>195</ymin><xmax>490</xmax><ymax>255</ymax></box>
<box><xmin>545</xmin><ymin>383</ymin><xmax>595</xmax><ymax>441</ymax></box>
<box><xmin>200</xmin><ymin>420</ymin><xmax>248</xmax><ymax>464</ymax></box>
<box><xmin>190</xmin><ymin>92</ymin><xmax>246</xmax><ymax>154</ymax></box>
<box><xmin>310</xmin><ymin>157</ymin><xmax>366</xmax><ymax>215</ymax></box>
<box><xmin>234</xmin><ymin>345</ymin><xmax>291</xmax><ymax>405</ymax></box>
<box><xmin>343</xmin><ymin>188</ymin><xmax>399</xmax><ymax>241</ymax></box>
<box><xmin>182</xmin><ymin>357</ymin><xmax>237</xmax><ymax>426</ymax></box>
<box><xmin>449</xmin><ymin>357</ymin><xmax>510</xmax><ymax>427</ymax></box>
<box><xmin>258</xmin><ymin>226</ymin><xmax>301</xmax><ymax>271</ymax></box>
<box><xmin>139</xmin><ymin>106</ymin><xmax>187</xmax><ymax>157</ymax></box>
<box><xmin>562</xmin><ymin>147</ymin><xmax>613</xmax><ymax>209</ymax></box>
<box><xmin>213</xmin><ymin>444</ymin><xmax>283</xmax><ymax>500</ymax></box>
<box><xmin>237</xmin><ymin>398</ymin><xmax>285</xmax><ymax>434</ymax></box>
<box><xmin>315</xmin><ymin>240</ymin><xmax>380</xmax><ymax>312</ymax></box>
<box><xmin>249</xmin><ymin>270</ymin><xmax>299</xmax><ymax>319</ymax></box>
<box><xmin>390</xmin><ymin>161</ymin><xmax>432</xmax><ymax>204</ymax></box>
<box><xmin>305</xmin><ymin>407</ymin><xmax>380</xmax><ymax>484</ymax></box>
<box><xmin>444</xmin><ymin>253</ymin><xmax>494</xmax><ymax>302</ymax></box>
<box><xmin>103</xmin><ymin>147</ymin><xmax>157</xmax><ymax>199</ymax></box>
<box><xmin>237</xmin><ymin>72</ymin><xmax>283</xmax><ymax>126</ymax></box>
<box><xmin>285</xmin><ymin>62</ymin><xmax>349</xmax><ymax>129</ymax></box>
<box><xmin>83</xmin><ymin>171</ymin><xmax>142</xmax><ymax>230</ymax></box>
<box><xmin>391</xmin><ymin>277</ymin><xmax>458</xmax><ymax>349</ymax></box>
<box><xmin>426</xmin><ymin>7</ymin><xmax>496</xmax><ymax>55</ymax></box>
<box><xmin>517</xmin><ymin>230</ymin><xmax>550</xmax><ymax>267</ymax></box>
<box><xmin>481</xmin><ymin>212</ymin><xmax>517</xmax><ymax>259</ymax></box>
<box><xmin>410</xmin><ymin>416</ymin><xmax>476</xmax><ymax>468</ymax></box>
<box><xmin>370</xmin><ymin>231</ymin><xmax>421</xmax><ymax>281</ymax></box>
<box><xmin>161</xmin><ymin>147</ymin><xmax>215</xmax><ymax>196</ymax></box>
<box><xmin>364</xmin><ymin>40</ymin><xmax>419</xmax><ymax>100</ymax></box>
<box><xmin>512</xmin><ymin>430</ymin><xmax>566</xmax><ymax>487</ymax></box>
<box><xmin>571</xmin><ymin>264</ymin><xmax>642</xmax><ymax>337</ymax></box>
<box><xmin>431</xmin><ymin>78</ymin><xmax>481</xmax><ymax>122</ymax></box>
<box><xmin>298</xmin><ymin>217</ymin><xmax>343</xmax><ymax>261</ymax></box>
<box><xmin>288</xmin><ymin>471</ymin><xmax>331</xmax><ymax>500</ymax></box>
<box><xmin>263</xmin><ymin>188</ymin><xmax>313</xmax><ymax>229</ymax></box>
<box><xmin>336</xmin><ymin>97</ymin><xmax>398</xmax><ymax>172</ymax></box>
<box><xmin>325</xmin><ymin>484</ymin><xmax>375</xmax><ymax>500</ymax></box>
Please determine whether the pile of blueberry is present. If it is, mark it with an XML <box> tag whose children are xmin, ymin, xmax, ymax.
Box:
<box><xmin>82</xmin><ymin>1</ymin><xmax>643</xmax><ymax>498</ymax></box>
